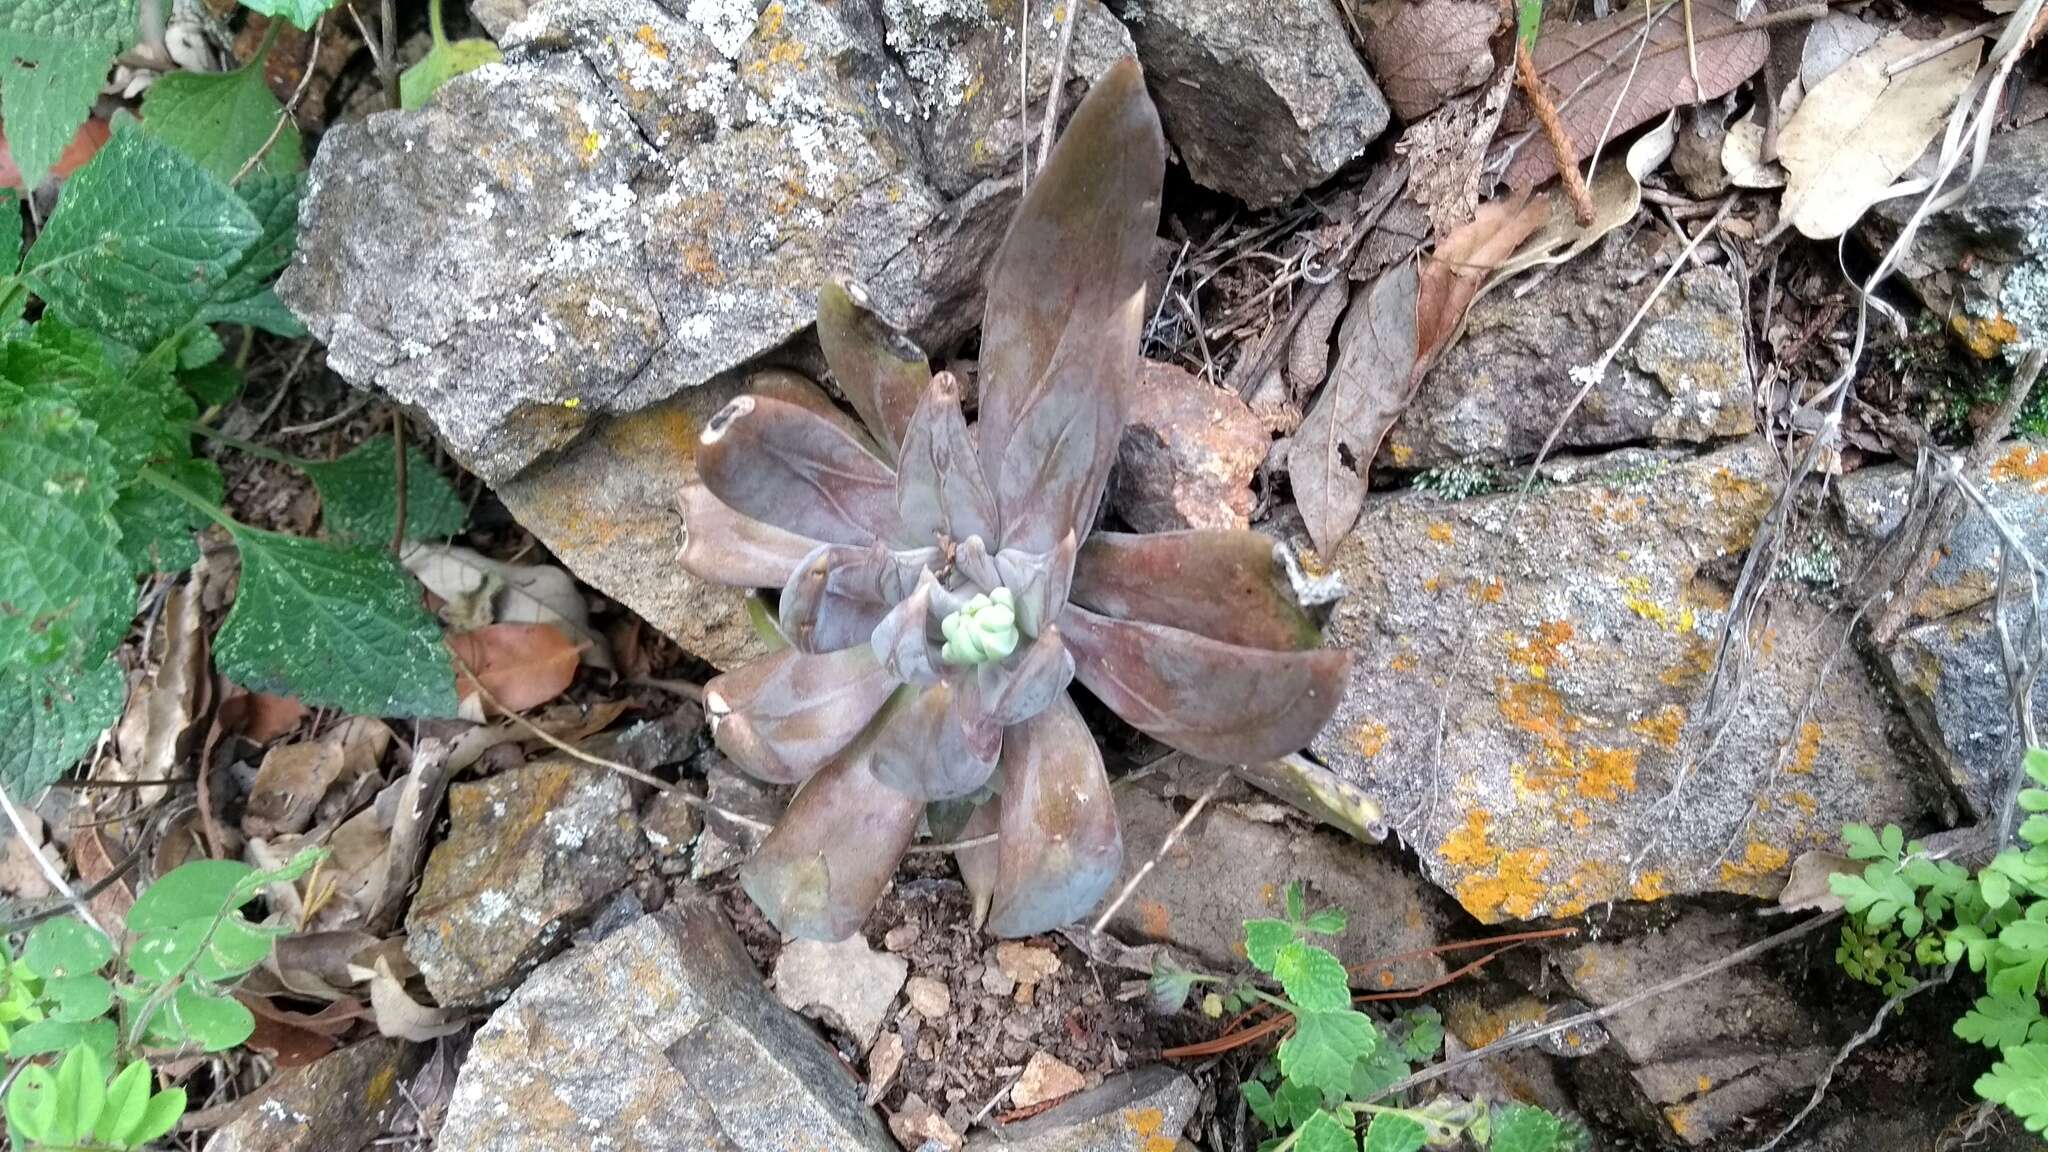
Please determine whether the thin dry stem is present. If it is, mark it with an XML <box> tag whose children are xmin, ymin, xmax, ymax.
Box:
<box><xmin>1089</xmin><ymin>773</ymin><xmax>1225</xmax><ymax>934</ymax></box>
<box><xmin>1515</xmin><ymin>41</ymin><xmax>1596</xmax><ymax>225</ymax></box>
<box><xmin>0</xmin><ymin>780</ymin><xmax>105</xmax><ymax>935</ymax></box>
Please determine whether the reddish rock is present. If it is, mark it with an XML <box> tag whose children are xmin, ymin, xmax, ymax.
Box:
<box><xmin>1116</xmin><ymin>361</ymin><xmax>1269</xmax><ymax>532</ymax></box>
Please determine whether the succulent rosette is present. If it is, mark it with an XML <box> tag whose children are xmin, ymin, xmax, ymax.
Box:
<box><xmin>677</xmin><ymin>60</ymin><xmax>1352</xmax><ymax>941</ymax></box>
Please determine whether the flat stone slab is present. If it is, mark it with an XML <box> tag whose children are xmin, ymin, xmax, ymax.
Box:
<box><xmin>1887</xmin><ymin>601</ymin><xmax>2042</xmax><ymax>823</ymax></box>
<box><xmin>968</xmin><ymin>1065</ymin><xmax>1199</xmax><ymax>1151</ymax></box>
<box><xmin>1306</xmin><ymin>440</ymin><xmax>1938</xmax><ymax>921</ymax></box>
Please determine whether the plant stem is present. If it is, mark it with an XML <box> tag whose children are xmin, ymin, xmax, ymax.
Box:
<box><xmin>427</xmin><ymin>0</ymin><xmax>447</xmax><ymax>46</ymax></box>
<box><xmin>246</xmin><ymin>17</ymin><xmax>283</xmax><ymax>68</ymax></box>
<box><xmin>188</xmin><ymin>423</ymin><xmax>297</xmax><ymax>467</ymax></box>
<box><xmin>138</xmin><ymin>466</ymin><xmax>240</xmax><ymax>532</ymax></box>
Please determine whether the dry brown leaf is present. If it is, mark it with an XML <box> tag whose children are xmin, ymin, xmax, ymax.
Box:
<box><xmin>1482</xmin><ymin>114</ymin><xmax>1677</xmax><ymax>292</ymax></box>
<box><xmin>450</xmin><ymin>622</ymin><xmax>581</xmax><ymax>716</ymax></box>
<box><xmin>1415</xmin><ymin>190</ymin><xmax>1551</xmax><ymax>366</ymax></box>
<box><xmin>268</xmin><ymin>930</ymin><xmax>383</xmax><ymax>1000</ymax></box>
<box><xmin>112</xmin><ymin>580</ymin><xmax>207</xmax><ymax>804</ymax></box>
<box><xmin>1500</xmin><ymin>0</ymin><xmax>1768</xmax><ymax>189</ymax></box>
<box><xmin>241</xmin><ymin>718</ymin><xmax>392</xmax><ymax>840</ymax></box>
<box><xmin>361</xmin><ymin>738</ymin><xmax>452</xmax><ymax>935</ymax></box>
<box><xmin>1799</xmin><ymin>11</ymin><xmax>1883</xmax><ymax>91</ymax></box>
<box><xmin>1356</xmin><ymin>0</ymin><xmax>1504</xmax><ymax>120</ymax></box>
<box><xmin>1721</xmin><ymin>115</ymin><xmax>1786</xmax><ymax>188</ymax></box>
<box><xmin>239</xmin><ymin>993</ymin><xmax>367</xmax><ymax>1066</ymax></box>
<box><xmin>1775</xmin><ymin>849</ymin><xmax>1854</xmax><ymax>913</ymax></box>
<box><xmin>403</xmin><ymin>544</ymin><xmax>614</xmax><ymax>672</ymax></box>
<box><xmin>222</xmin><ymin>691</ymin><xmax>309</xmax><ymax>744</ymax></box>
<box><xmin>361</xmin><ymin>955</ymin><xmax>464</xmax><ymax>1041</ymax></box>
<box><xmin>1778</xmin><ymin>31</ymin><xmax>1981</xmax><ymax>239</ymax></box>
<box><xmin>67</xmin><ymin>821</ymin><xmax>133</xmax><ymax>935</ymax></box>
<box><xmin>0</xmin><ymin>809</ymin><xmax>57</xmax><ymax>903</ymax></box>
<box><xmin>1399</xmin><ymin>68</ymin><xmax>1517</xmax><ymax>238</ymax></box>
<box><xmin>1287</xmin><ymin>263</ymin><xmax>1421</xmax><ymax>557</ymax></box>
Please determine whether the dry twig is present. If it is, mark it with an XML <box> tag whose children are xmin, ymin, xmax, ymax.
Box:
<box><xmin>1514</xmin><ymin>40</ymin><xmax>1596</xmax><ymax>225</ymax></box>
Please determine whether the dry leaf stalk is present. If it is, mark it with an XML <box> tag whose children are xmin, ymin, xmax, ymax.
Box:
<box><xmin>1514</xmin><ymin>40</ymin><xmax>1597</xmax><ymax>225</ymax></box>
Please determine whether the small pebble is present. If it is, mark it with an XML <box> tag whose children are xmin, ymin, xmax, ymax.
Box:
<box><xmin>906</xmin><ymin>976</ymin><xmax>952</xmax><ymax>1020</ymax></box>
<box><xmin>885</xmin><ymin>923</ymin><xmax>922</xmax><ymax>952</ymax></box>
<box><xmin>1010</xmin><ymin>1051</ymin><xmax>1085</xmax><ymax>1109</ymax></box>
<box><xmin>865</xmin><ymin>1031</ymin><xmax>905</xmax><ymax>1105</ymax></box>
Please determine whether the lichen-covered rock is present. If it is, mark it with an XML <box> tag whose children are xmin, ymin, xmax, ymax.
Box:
<box><xmin>1113</xmin><ymin>0</ymin><xmax>1387</xmax><ymax>206</ymax></box>
<box><xmin>1557</xmin><ymin>912</ymin><xmax>1833</xmax><ymax>1146</ymax></box>
<box><xmin>1106</xmin><ymin>768</ymin><xmax>1448</xmax><ymax>988</ymax></box>
<box><xmin>1868</xmin><ymin>119</ymin><xmax>2048</xmax><ymax>360</ymax></box>
<box><xmin>1885</xmin><ymin>602</ymin><xmax>2040</xmax><ymax>824</ymax></box>
<box><xmin>281</xmin><ymin>0</ymin><xmax>1001</xmax><ymax>484</ymax></box>
<box><xmin>967</xmin><ymin>1065</ymin><xmax>1199</xmax><ymax>1151</ymax></box>
<box><xmin>1115</xmin><ymin>360</ymin><xmax>1269</xmax><ymax>532</ymax></box>
<box><xmin>439</xmin><ymin>901</ymin><xmax>899</xmax><ymax>1151</ymax></box>
<box><xmin>1837</xmin><ymin>443</ymin><xmax>2048</xmax><ymax>628</ymax></box>
<box><xmin>1383</xmin><ymin>244</ymin><xmax>1754</xmax><ymax>472</ymax></box>
<box><xmin>405</xmin><ymin>756</ymin><xmax>644</xmax><ymax>1006</ymax></box>
<box><xmin>1306</xmin><ymin>440</ymin><xmax>1937</xmax><ymax>921</ymax></box>
<box><xmin>879</xmin><ymin>0</ymin><xmax>1133</xmax><ymax>196</ymax></box>
<box><xmin>495</xmin><ymin>373</ymin><xmax>765</xmax><ymax>670</ymax></box>
<box><xmin>206</xmin><ymin>1039</ymin><xmax>421</xmax><ymax>1152</ymax></box>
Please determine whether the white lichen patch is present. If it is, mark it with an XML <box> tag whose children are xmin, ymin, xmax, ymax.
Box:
<box><xmin>685</xmin><ymin>0</ymin><xmax>759</xmax><ymax>59</ymax></box>
<box><xmin>881</xmin><ymin>0</ymin><xmax>991</xmax><ymax>116</ymax></box>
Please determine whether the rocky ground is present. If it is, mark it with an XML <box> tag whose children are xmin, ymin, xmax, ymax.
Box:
<box><xmin>27</xmin><ymin>0</ymin><xmax>2048</xmax><ymax>1148</ymax></box>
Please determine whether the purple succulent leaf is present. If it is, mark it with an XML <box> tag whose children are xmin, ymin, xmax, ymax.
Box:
<box><xmin>955</xmin><ymin>802</ymin><xmax>1000</xmax><ymax>929</ymax></box>
<box><xmin>778</xmin><ymin>544</ymin><xmax>895</xmax><ymax>654</ymax></box>
<box><xmin>868</xmin><ymin>679</ymin><xmax>1002</xmax><ymax>801</ymax></box>
<box><xmin>817</xmin><ymin>278</ymin><xmax>931</xmax><ymax>460</ymax></box>
<box><xmin>977</xmin><ymin>59</ymin><xmax>1163</xmax><ymax>553</ymax></box>
<box><xmin>1060</xmin><ymin>604</ymin><xmax>1352</xmax><ymax>765</ymax></box>
<box><xmin>705</xmin><ymin>645</ymin><xmax>897</xmax><ymax>784</ymax></box>
<box><xmin>954</xmin><ymin>535</ymin><xmax>1001</xmax><ymax>591</ymax></box>
<box><xmin>976</xmin><ymin>626</ymin><xmax>1074</xmax><ymax>727</ymax></box>
<box><xmin>745</xmin><ymin>368</ymin><xmax>886</xmax><ymax>458</ymax></box>
<box><xmin>994</xmin><ymin>533</ymin><xmax>1076</xmax><ymax>636</ymax></box>
<box><xmin>880</xmin><ymin>546</ymin><xmax>944</xmax><ymax>602</ymax></box>
<box><xmin>698</xmin><ymin>394</ymin><xmax>901</xmax><ymax>546</ymax></box>
<box><xmin>898</xmin><ymin>371</ymin><xmax>1000</xmax><ymax>545</ymax></box>
<box><xmin>871</xmin><ymin>570</ymin><xmax>947</xmax><ymax>685</ymax></box>
<box><xmin>678</xmin><ymin>483</ymin><xmax>824</xmax><ymax>590</ymax></box>
<box><xmin>740</xmin><ymin>740</ymin><xmax>923</xmax><ymax>941</ymax></box>
<box><xmin>1070</xmin><ymin>530</ymin><xmax>1324</xmax><ymax>651</ymax></box>
<box><xmin>985</xmin><ymin>692</ymin><xmax>1123</xmax><ymax>937</ymax></box>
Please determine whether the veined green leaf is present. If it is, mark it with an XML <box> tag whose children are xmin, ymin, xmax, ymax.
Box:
<box><xmin>1979</xmin><ymin>1043</ymin><xmax>2048</xmax><ymax>1133</ymax></box>
<box><xmin>141</xmin><ymin>61</ymin><xmax>300</xmax><ymax>183</ymax></box>
<box><xmin>202</xmin><ymin>170</ymin><xmax>307</xmax><ymax>336</ymax></box>
<box><xmin>1490</xmin><ymin>1103</ymin><xmax>1579</xmax><ymax>1152</ymax></box>
<box><xmin>1362</xmin><ymin>1111</ymin><xmax>1425</xmax><ymax>1152</ymax></box>
<box><xmin>94</xmin><ymin>1059</ymin><xmax>150</xmax><ymax>1147</ymax></box>
<box><xmin>0</xmin><ymin>0</ymin><xmax>130</xmax><ymax>188</ymax></box>
<box><xmin>1279</xmin><ymin>1009</ymin><xmax>1379</xmax><ymax>1097</ymax></box>
<box><xmin>0</xmin><ymin>399</ymin><xmax>131</xmax><ymax>672</ymax></box>
<box><xmin>0</xmin><ymin>657</ymin><xmax>124</xmax><ymax>793</ymax></box>
<box><xmin>1273</xmin><ymin>939</ymin><xmax>1353</xmax><ymax>1013</ymax></box>
<box><xmin>303</xmin><ymin>435</ymin><xmax>468</xmax><ymax>547</ymax></box>
<box><xmin>400</xmin><ymin>35</ymin><xmax>502</xmax><ymax>109</ymax></box>
<box><xmin>216</xmin><ymin>526</ymin><xmax>458</xmax><ymax>717</ymax></box>
<box><xmin>1296</xmin><ymin>1110</ymin><xmax>1359</xmax><ymax>1152</ymax></box>
<box><xmin>1245</xmin><ymin>919</ymin><xmax>1293</xmax><ymax>973</ymax></box>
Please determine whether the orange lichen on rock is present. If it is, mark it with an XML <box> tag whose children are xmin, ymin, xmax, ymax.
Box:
<box><xmin>1428</xmin><ymin>521</ymin><xmax>1455</xmax><ymax>543</ymax></box>
<box><xmin>1471</xmin><ymin>577</ymin><xmax>1506</xmax><ymax>603</ymax></box>
<box><xmin>1507</xmin><ymin>619</ymin><xmax>1574</xmax><ymax>678</ymax></box>
<box><xmin>1577</xmin><ymin>746</ymin><xmax>1639</xmax><ymax>801</ymax></box>
<box><xmin>1351</xmin><ymin>720</ymin><xmax>1390</xmax><ymax>759</ymax></box>
<box><xmin>1456</xmin><ymin>848</ymin><xmax>1551</xmax><ymax>921</ymax></box>
<box><xmin>634</xmin><ymin>24</ymin><xmax>670</xmax><ymax>59</ymax></box>
<box><xmin>1660</xmin><ymin>637</ymin><xmax>1716</xmax><ymax>686</ymax></box>
<box><xmin>1441</xmin><ymin>809</ymin><xmax>1498</xmax><ymax>868</ymax></box>
<box><xmin>1993</xmin><ymin>444</ymin><xmax>2048</xmax><ymax>493</ymax></box>
<box><xmin>1953</xmin><ymin>312</ymin><xmax>2020</xmax><ymax>360</ymax></box>
<box><xmin>1788</xmin><ymin>722</ymin><xmax>1822</xmax><ymax>775</ymax></box>
<box><xmin>1719</xmin><ymin>840</ymin><xmax>1790</xmax><ymax>890</ymax></box>
<box><xmin>1631</xmin><ymin>705</ymin><xmax>1686</xmax><ymax>749</ymax></box>
<box><xmin>1631</xmin><ymin>870</ymin><xmax>1668</xmax><ymax>901</ymax></box>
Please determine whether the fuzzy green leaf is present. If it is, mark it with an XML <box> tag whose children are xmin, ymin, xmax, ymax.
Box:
<box><xmin>1979</xmin><ymin>1043</ymin><xmax>2048</xmax><ymax>1133</ymax></box>
<box><xmin>26</xmin><ymin>124</ymin><xmax>261</xmax><ymax>350</ymax></box>
<box><xmin>0</xmin><ymin>0</ymin><xmax>129</xmax><ymax>189</ymax></box>
<box><xmin>1287</xmin><ymin>883</ymin><xmax>1307</xmax><ymax>923</ymax></box>
<box><xmin>303</xmin><ymin>435</ymin><xmax>467</xmax><ymax>547</ymax></box>
<box><xmin>0</xmin><ymin>398</ymin><xmax>130</xmax><ymax>672</ymax></box>
<box><xmin>1303</xmin><ymin>908</ymin><xmax>1349</xmax><ymax>936</ymax></box>
<box><xmin>1274</xmin><ymin>940</ymin><xmax>1353</xmax><ymax>1013</ymax></box>
<box><xmin>1241</xmin><ymin>1080</ymin><xmax>1278</xmax><ymax>1129</ymax></box>
<box><xmin>24</xmin><ymin>917</ymin><xmax>112</xmax><ymax>979</ymax></box>
<box><xmin>114</xmin><ymin>455</ymin><xmax>222</xmax><ymax>574</ymax></box>
<box><xmin>216</xmin><ymin>527</ymin><xmax>458</xmax><ymax>717</ymax></box>
<box><xmin>1399</xmin><ymin>1007</ymin><xmax>1444</xmax><ymax>1062</ymax></box>
<box><xmin>6</xmin><ymin>1063</ymin><xmax>56</xmax><ymax>1145</ymax></box>
<box><xmin>1296</xmin><ymin>1110</ymin><xmax>1358</xmax><ymax>1152</ymax></box>
<box><xmin>50</xmin><ymin>1041</ymin><xmax>105</xmax><ymax>1143</ymax></box>
<box><xmin>2021</xmin><ymin>789</ymin><xmax>2048</xmax><ymax>814</ymax></box>
<box><xmin>1245</xmin><ymin>919</ymin><xmax>1294</xmax><ymax>973</ymax></box>
<box><xmin>7</xmin><ymin>1016</ymin><xmax>115</xmax><ymax>1061</ymax></box>
<box><xmin>127</xmin><ymin>1085</ymin><xmax>185</xmax><ymax>1146</ymax></box>
<box><xmin>1279</xmin><ymin>1009</ymin><xmax>1379</xmax><ymax>1098</ymax></box>
<box><xmin>43</xmin><ymin>974</ymin><xmax>112</xmax><ymax>1023</ymax></box>
<box><xmin>1363</xmin><ymin>1111</ymin><xmax>1426</xmax><ymax>1152</ymax></box>
<box><xmin>1490</xmin><ymin>1104</ymin><xmax>1576</xmax><ymax>1152</ymax></box>
<box><xmin>400</xmin><ymin>35</ymin><xmax>503</xmax><ymax>109</ymax></box>
<box><xmin>181</xmin><ymin>362</ymin><xmax>243</xmax><ymax>407</ymax></box>
<box><xmin>141</xmin><ymin>62</ymin><xmax>299</xmax><ymax>184</ymax></box>
<box><xmin>2027</xmin><ymin>748</ymin><xmax>2048</xmax><ymax>789</ymax></box>
<box><xmin>201</xmin><ymin>170</ymin><xmax>306</xmax><ymax>336</ymax></box>
<box><xmin>0</xmin><ymin>657</ymin><xmax>124</xmax><ymax>794</ymax></box>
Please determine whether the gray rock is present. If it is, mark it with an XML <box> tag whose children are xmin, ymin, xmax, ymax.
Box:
<box><xmin>1886</xmin><ymin>602</ymin><xmax>2040</xmax><ymax>824</ymax></box>
<box><xmin>693</xmin><ymin>750</ymin><xmax>787</xmax><ymax>878</ymax></box>
<box><xmin>494</xmin><ymin>374</ymin><xmax>766</xmax><ymax>670</ymax></box>
<box><xmin>205</xmin><ymin>1038</ymin><xmax>421</xmax><ymax>1152</ymax></box>
<box><xmin>1306</xmin><ymin>439</ymin><xmax>1938</xmax><ymax>921</ymax></box>
<box><xmin>439</xmin><ymin>901</ymin><xmax>900</xmax><ymax>1151</ymax></box>
<box><xmin>772</xmin><ymin>932</ymin><xmax>909</xmax><ymax>1051</ymax></box>
<box><xmin>1115</xmin><ymin>360</ymin><xmax>1269</xmax><ymax>532</ymax></box>
<box><xmin>1868</xmin><ymin>119</ymin><xmax>2048</xmax><ymax>360</ymax></box>
<box><xmin>1105</xmin><ymin>766</ymin><xmax>1449</xmax><ymax>988</ymax></box>
<box><xmin>405</xmin><ymin>756</ymin><xmax>644</xmax><ymax>1006</ymax></box>
<box><xmin>1837</xmin><ymin>444</ymin><xmax>2048</xmax><ymax>628</ymax></box>
<box><xmin>1383</xmin><ymin>241</ymin><xmax>1754</xmax><ymax>472</ymax></box>
<box><xmin>281</xmin><ymin>0</ymin><xmax>1003</xmax><ymax>484</ymax></box>
<box><xmin>879</xmin><ymin>0</ymin><xmax>1133</xmax><ymax>197</ymax></box>
<box><xmin>470</xmin><ymin>0</ymin><xmax>529</xmax><ymax>37</ymax></box>
<box><xmin>1114</xmin><ymin>0</ymin><xmax>1388</xmax><ymax>207</ymax></box>
<box><xmin>1556</xmin><ymin>912</ymin><xmax>1833</xmax><ymax>1147</ymax></box>
<box><xmin>967</xmin><ymin>1065</ymin><xmax>1199</xmax><ymax>1151</ymax></box>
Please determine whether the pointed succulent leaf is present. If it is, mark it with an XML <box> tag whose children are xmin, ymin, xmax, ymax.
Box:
<box><xmin>995</xmin><ymin>534</ymin><xmax>1077</xmax><ymax>637</ymax></box>
<box><xmin>868</xmin><ymin>680</ymin><xmax>1001</xmax><ymax>800</ymax></box>
<box><xmin>955</xmin><ymin>801</ymin><xmax>1000</xmax><ymax>929</ymax></box>
<box><xmin>986</xmin><ymin>693</ymin><xmax>1123</xmax><ymax>937</ymax></box>
<box><xmin>778</xmin><ymin>544</ymin><xmax>893</xmax><ymax>654</ymax></box>
<box><xmin>816</xmin><ymin>278</ymin><xmax>929</xmax><ymax>460</ymax></box>
<box><xmin>740</xmin><ymin>741</ymin><xmax>924</xmax><ymax>940</ymax></box>
<box><xmin>697</xmin><ymin>395</ymin><xmax>900</xmax><ymax>546</ymax></box>
<box><xmin>678</xmin><ymin>483</ymin><xmax>824</xmax><ymax>590</ymax></box>
<box><xmin>898</xmin><ymin>371</ymin><xmax>1000</xmax><ymax>544</ymax></box>
<box><xmin>977</xmin><ymin>58</ymin><xmax>1164</xmax><ymax>553</ymax></box>
<box><xmin>705</xmin><ymin>646</ymin><xmax>897</xmax><ymax>784</ymax></box>
<box><xmin>1061</xmin><ymin>605</ymin><xmax>1351</xmax><ymax>764</ymax></box>
<box><xmin>745</xmin><ymin>368</ymin><xmax>884</xmax><ymax>456</ymax></box>
<box><xmin>976</xmin><ymin>626</ymin><xmax>1075</xmax><ymax>727</ymax></box>
<box><xmin>955</xmin><ymin>535</ymin><xmax>1002</xmax><ymax>590</ymax></box>
<box><xmin>871</xmin><ymin>570</ymin><xmax>946</xmax><ymax>684</ymax></box>
<box><xmin>1071</xmin><ymin>530</ymin><xmax>1322</xmax><ymax>650</ymax></box>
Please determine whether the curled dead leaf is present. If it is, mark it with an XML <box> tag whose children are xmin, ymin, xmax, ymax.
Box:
<box><xmin>242</xmin><ymin>718</ymin><xmax>393</xmax><ymax>840</ymax></box>
<box><xmin>362</xmin><ymin>955</ymin><xmax>464</xmax><ymax>1041</ymax></box>
<box><xmin>404</xmin><ymin>544</ymin><xmax>614</xmax><ymax>672</ymax></box>
<box><xmin>1774</xmin><ymin>849</ymin><xmax>1854</xmax><ymax>913</ymax></box>
<box><xmin>449</xmin><ymin>622</ymin><xmax>581</xmax><ymax>717</ymax></box>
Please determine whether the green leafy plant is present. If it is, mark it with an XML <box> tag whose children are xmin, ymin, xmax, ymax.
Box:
<box><xmin>2</xmin><ymin>849</ymin><xmax>320</xmax><ymax>1149</ymax></box>
<box><xmin>1829</xmin><ymin>748</ymin><xmax>2048</xmax><ymax>1134</ymax></box>
<box><xmin>400</xmin><ymin>0</ymin><xmax>503</xmax><ymax>109</ymax></box>
<box><xmin>679</xmin><ymin>60</ymin><xmax>1352</xmax><ymax>941</ymax></box>
<box><xmin>1153</xmin><ymin>886</ymin><xmax>1586</xmax><ymax>1152</ymax></box>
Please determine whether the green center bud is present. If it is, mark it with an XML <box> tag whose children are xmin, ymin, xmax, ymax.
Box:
<box><xmin>940</xmin><ymin>588</ymin><xmax>1020</xmax><ymax>666</ymax></box>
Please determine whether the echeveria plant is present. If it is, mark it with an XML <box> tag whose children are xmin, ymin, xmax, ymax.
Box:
<box><xmin>678</xmin><ymin>60</ymin><xmax>1352</xmax><ymax>941</ymax></box>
